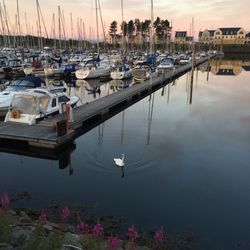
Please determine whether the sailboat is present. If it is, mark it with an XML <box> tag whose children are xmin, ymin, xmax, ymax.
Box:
<box><xmin>110</xmin><ymin>0</ymin><xmax>132</xmax><ymax>80</ymax></box>
<box><xmin>132</xmin><ymin>0</ymin><xmax>157</xmax><ymax>83</ymax></box>
<box><xmin>75</xmin><ymin>0</ymin><xmax>110</xmax><ymax>80</ymax></box>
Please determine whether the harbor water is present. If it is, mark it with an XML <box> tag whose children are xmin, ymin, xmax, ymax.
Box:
<box><xmin>0</xmin><ymin>58</ymin><xmax>250</xmax><ymax>249</ymax></box>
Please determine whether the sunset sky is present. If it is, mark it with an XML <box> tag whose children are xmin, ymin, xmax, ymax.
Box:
<box><xmin>4</xmin><ymin>0</ymin><xmax>250</xmax><ymax>39</ymax></box>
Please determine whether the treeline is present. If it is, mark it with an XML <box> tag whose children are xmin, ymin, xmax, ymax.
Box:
<box><xmin>0</xmin><ymin>35</ymin><xmax>93</xmax><ymax>51</ymax></box>
<box><xmin>109</xmin><ymin>17</ymin><xmax>172</xmax><ymax>39</ymax></box>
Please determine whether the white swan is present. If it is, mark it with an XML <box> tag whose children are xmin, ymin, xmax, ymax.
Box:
<box><xmin>114</xmin><ymin>154</ymin><xmax>125</xmax><ymax>167</ymax></box>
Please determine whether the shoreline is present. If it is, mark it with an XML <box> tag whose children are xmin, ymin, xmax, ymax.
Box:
<box><xmin>0</xmin><ymin>205</ymin><xmax>199</xmax><ymax>250</ymax></box>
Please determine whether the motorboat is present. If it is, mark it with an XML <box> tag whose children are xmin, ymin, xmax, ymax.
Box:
<box><xmin>4</xmin><ymin>86</ymin><xmax>80</xmax><ymax>125</ymax></box>
<box><xmin>0</xmin><ymin>76</ymin><xmax>45</xmax><ymax>117</ymax></box>
<box><xmin>110</xmin><ymin>61</ymin><xmax>132</xmax><ymax>80</ymax></box>
<box><xmin>157</xmin><ymin>58</ymin><xmax>174</xmax><ymax>72</ymax></box>
<box><xmin>75</xmin><ymin>56</ymin><xmax>110</xmax><ymax>80</ymax></box>
<box><xmin>132</xmin><ymin>53</ymin><xmax>158</xmax><ymax>82</ymax></box>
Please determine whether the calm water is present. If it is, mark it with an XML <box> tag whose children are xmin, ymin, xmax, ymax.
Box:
<box><xmin>1</xmin><ymin>59</ymin><xmax>250</xmax><ymax>249</ymax></box>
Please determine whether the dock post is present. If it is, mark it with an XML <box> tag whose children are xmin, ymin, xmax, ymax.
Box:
<box><xmin>69</xmin><ymin>106</ymin><xmax>74</xmax><ymax>123</ymax></box>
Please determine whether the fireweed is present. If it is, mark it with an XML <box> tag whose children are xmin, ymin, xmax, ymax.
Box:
<box><xmin>127</xmin><ymin>224</ymin><xmax>139</xmax><ymax>242</ymax></box>
<box><xmin>0</xmin><ymin>192</ymin><xmax>11</xmax><ymax>243</ymax></box>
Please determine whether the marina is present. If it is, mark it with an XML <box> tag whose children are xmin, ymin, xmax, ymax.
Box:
<box><xmin>0</xmin><ymin>0</ymin><xmax>250</xmax><ymax>249</ymax></box>
<box><xmin>0</xmin><ymin>56</ymin><xmax>213</xmax><ymax>149</ymax></box>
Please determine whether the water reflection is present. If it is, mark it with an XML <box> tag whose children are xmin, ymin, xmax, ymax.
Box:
<box><xmin>0</xmin><ymin>140</ymin><xmax>76</xmax><ymax>175</ymax></box>
<box><xmin>198</xmin><ymin>59</ymin><xmax>250</xmax><ymax>76</ymax></box>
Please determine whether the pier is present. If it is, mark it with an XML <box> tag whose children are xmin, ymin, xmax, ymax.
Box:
<box><xmin>0</xmin><ymin>56</ymin><xmax>213</xmax><ymax>149</ymax></box>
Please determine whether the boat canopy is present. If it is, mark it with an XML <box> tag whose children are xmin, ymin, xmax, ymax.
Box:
<box><xmin>11</xmin><ymin>92</ymin><xmax>49</xmax><ymax>115</ymax></box>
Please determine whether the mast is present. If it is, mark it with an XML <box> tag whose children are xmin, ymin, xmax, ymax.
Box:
<box><xmin>95</xmin><ymin>0</ymin><xmax>99</xmax><ymax>54</ymax></box>
<box><xmin>70</xmin><ymin>13</ymin><xmax>73</xmax><ymax>49</ymax></box>
<box><xmin>58</xmin><ymin>5</ymin><xmax>61</xmax><ymax>52</ymax></box>
<box><xmin>36</xmin><ymin>0</ymin><xmax>42</xmax><ymax>48</ymax></box>
<box><xmin>2</xmin><ymin>0</ymin><xmax>11</xmax><ymax>46</ymax></box>
<box><xmin>150</xmin><ymin>0</ymin><xmax>154</xmax><ymax>53</ymax></box>
<box><xmin>25</xmin><ymin>13</ymin><xmax>30</xmax><ymax>48</ymax></box>
<box><xmin>83</xmin><ymin>21</ymin><xmax>86</xmax><ymax>50</ymax></box>
<box><xmin>16</xmin><ymin>0</ymin><xmax>21</xmax><ymax>46</ymax></box>
<box><xmin>121</xmin><ymin>0</ymin><xmax>125</xmax><ymax>53</ymax></box>
<box><xmin>0</xmin><ymin>4</ymin><xmax>6</xmax><ymax>47</ymax></box>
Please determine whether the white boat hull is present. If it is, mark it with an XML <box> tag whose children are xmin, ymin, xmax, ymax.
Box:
<box><xmin>75</xmin><ymin>66</ymin><xmax>110</xmax><ymax>79</ymax></box>
<box><xmin>110</xmin><ymin>69</ymin><xmax>132</xmax><ymax>80</ymax></box>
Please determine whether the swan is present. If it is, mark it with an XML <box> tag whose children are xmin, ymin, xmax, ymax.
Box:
<box><xmin>114</xmin><ymin>153</ymin><xmax>125</xmax><ymax>167</ymax></box>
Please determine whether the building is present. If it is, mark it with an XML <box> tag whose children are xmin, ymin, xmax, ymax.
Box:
<box><xmin>105</xmin><ymin>34</ymin><xmax>121</xmax><ymax>45</ymax></box>
<box><xmin>245</xmin><ymin>32</ymin><xmax>250</xmax><ymax>44</ymax></box>
<box><xmin>175</xmin><ymin>31</ymin><xmax>187</xmax><ymax>44</ymax></box>
<box><xmin>199</xmin><ymin>30</ymin><xmax>215</xmax><ymax>44</ymax></box>
<box><xmin>213</xmin><ymin>27</ymin><xmax>246</xmax><ymax>45</ymax></box>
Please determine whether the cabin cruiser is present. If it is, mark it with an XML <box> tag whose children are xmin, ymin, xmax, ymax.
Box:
<box><xmin>0</xmin><ymin>76</ymin><xmax>45</xmax><ymax>117</ymax></box>
<box><xmin>110</xmin><ymin>61</ymin><xmax>132</xmax><ymax>80</ymax></box>
<box><xmin>132</xmin><ymin>53</ymin><xmax>158</xmax><ymax>82</ymax></box>
<box><xmin>75</xmin><ymin>56</ymin><xmax>110</xmax><ymax>79</ymax></box>
<box><xmin>4</xmin><ymin>86</ymin><xmax>79</xmax><ymax>125</ymax></box>
<box><xmin>157</xmin><ymin>58</ymin><xmax>174</xmax><ymax>72</ymax></box>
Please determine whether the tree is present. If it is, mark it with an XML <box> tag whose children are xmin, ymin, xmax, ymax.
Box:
<box><xmin>141</xmin><ymin>19</ymin><xmax>151</xmax><ymax>36</ymax></box>
<box><xmin>109</xmin><ymin>20</ymin><xmax>118</xmax><ymax>47</ymax></box>
<box><xmin>109</xmin><ymin>20</ymin><xmax>118</xmax><ymax>35</ymax></box>
<box><xmin>134</xmin><ymin>18</ymin><xmax>141</xmax><ymax>35</ymax></box>
<box><xmin>121</xmin><ymin>21</ymin><xmax>128</xmax><ymax>37</ymax></box>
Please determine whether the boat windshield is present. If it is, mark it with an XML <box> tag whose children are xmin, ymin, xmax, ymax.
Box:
<box><xmin>7</xmin><ymin>80</ymin><xmax>38</xmax><ymax>91</ymax></box>
<box><xmin>12</xmin><ymin>95</ymin><xmax>49</xmax><ymax>114</ymax></box>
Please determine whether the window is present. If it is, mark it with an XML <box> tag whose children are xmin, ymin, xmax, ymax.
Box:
<box><xmin>58</xmin><ymin>95</ymin><xmax>70</xmax><ymax>103</ymax></box>
<box><xmin>52</xmin><ymin>98</ymin><xmax>57</xmax><ymax>107</ymax></box>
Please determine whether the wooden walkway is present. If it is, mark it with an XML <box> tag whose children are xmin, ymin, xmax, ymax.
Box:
<box><xmin>0</xmin><ymin>56</ymin><xmax>213</xmax><ymax>149</ymax></box>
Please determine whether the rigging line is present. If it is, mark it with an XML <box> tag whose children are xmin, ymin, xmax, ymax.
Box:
<box><xmin>38</xmin><ymin>2</ymin><xmax>49</xmax><ymax>38</ymax></box>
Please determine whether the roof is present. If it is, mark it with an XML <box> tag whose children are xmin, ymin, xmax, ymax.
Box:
<box><xmin>219</xmin><ymin>27</ymin><xmax>241</xmax><ymax>35</ymax></box>
<box><xmin>175</xmin><ymin>31</ymin><xmax>187</xmax><ymax>38</ymax></box>
<box><xmin>208</xmin><ymin>30</ymin><xmax>215</xmax><ymax>36</ymax></box>
<box><xmin>18</xmin><ymin>76</ymin><xmax>44</xmax><ymax>87</ymax></box>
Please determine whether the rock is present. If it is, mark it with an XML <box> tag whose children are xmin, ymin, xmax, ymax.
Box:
<box><xmin>8</xmin><ymin>209</ymin><xmax>17</xmax><ymax>216</ymax></box>
<box><xmin>136</xmin><ymin>246</ymin><xmax>152</xmax><ymax>250</ymax></box>
<box><xmin>44</xmin><ymin>224</ymin><xmax>54</xmax><ymax>231</ymax></box>
<box><xmin>62</xmin><ymin>232</ymin><xmax>82</xmax><ymax>249</ymax></box>
<box><xmin>11</xmin><ymin>226</ymin><xmax>31</xmax><ymax>247</ymax></box>
<box><xmin>18</xmin><ymin>216</ymin><xmax>32</xmax><ymax>224</ymax></box>
<box><xmin>19</xmin><ymin>211</ymin><xmax>29</xmax><ymax>218</ymax></box>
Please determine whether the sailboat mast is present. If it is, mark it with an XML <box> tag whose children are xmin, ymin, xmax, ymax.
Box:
<box><xmin>58</xmin><ymin>5</ymin><xmax>61</xmax><ymax>52</ymax></box>
<box><xmin>95</xmin><ymin>0</ymin><xmax>99</xmax><ymax>54</ymax></box>
<box><xmin>121</xmin><ymin>0</ymin><xmax>125</xmax><ymax>53</ymax></box>
<box><xmin>70</xmin><ymin>13</ymin><xmax>73</xmax><ymax>49</ymax></box>
<box><xmin>150</xmin><ymin>0</ymin><xmax>154</xmax><ymax>53</ymax></box>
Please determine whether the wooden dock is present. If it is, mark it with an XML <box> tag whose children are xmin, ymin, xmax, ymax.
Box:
<box><xmin>0</xmin><ymin>56</ymin><xmax>213</xmax><ymax>149</ymax></box>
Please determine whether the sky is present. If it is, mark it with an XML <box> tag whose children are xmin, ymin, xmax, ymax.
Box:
<box><xmin>3</xmin><ymin>0</ymin><xmax>250</xmax><ymax>39</ymax></box>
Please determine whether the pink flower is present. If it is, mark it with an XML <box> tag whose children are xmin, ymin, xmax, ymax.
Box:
<box><xmin>127</xmin><ymin>225</ymin><xmax>139</xmax><ymax>242</ymax></box>
<box><xmin>61</xmin><ymin>207</ymin><xmax>70</xmax><ymax>222</ymax></box>
<box><xmin>76</xmin><ymin>221</ymin><xmax>90</xmax><ymax>234</ymax></box>
<box><xmin>1</xmin><ymin>193</ymin><xmax>10</xmax><ymax>210</ymax></box>
<box><xmin>38</xmin><ymin>209</ymin><xmax>47</xmax><ymax>225</ymax></box>
<box><xmin>154</xmin><ymin>228</ymin><xmax>164</xmax><ymax>243</ymax></box>
<box><xmin>92</xmin><ymin>223</ymin><xmax>104</xmax><ymax>237</ymax></box>
<box><xmin>108</xmin><ymin>235</ymin><xmax>121</xmax><ymax>248</ymax></box>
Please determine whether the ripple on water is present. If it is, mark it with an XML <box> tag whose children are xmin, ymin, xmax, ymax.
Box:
<box><xmin>76</xmin><ymin>144</ymin><xmax>156</xmax><ymax>175</ymax></box>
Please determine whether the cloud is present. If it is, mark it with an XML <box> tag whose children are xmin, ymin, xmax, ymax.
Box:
<box><xmin>4</xmin><ymin>0</ymin><xmax>250</xmax><ymax>38</ymax></box>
